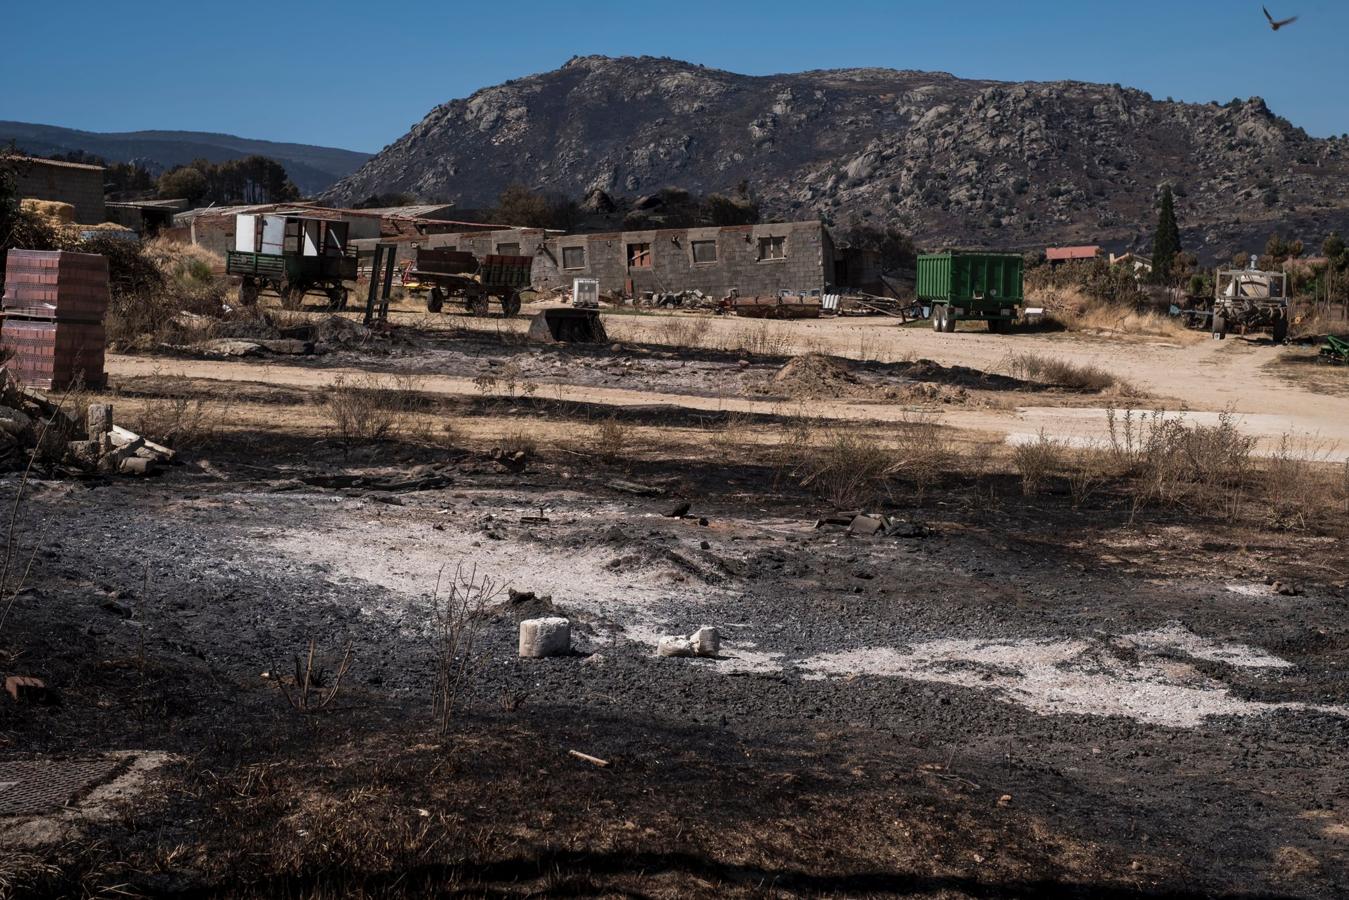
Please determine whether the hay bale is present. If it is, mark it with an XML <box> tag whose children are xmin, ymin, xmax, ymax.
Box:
<box><xmin>20</xmin><ymin>199</ymin><xmax>75</xmax><ymax>224</ymax></box>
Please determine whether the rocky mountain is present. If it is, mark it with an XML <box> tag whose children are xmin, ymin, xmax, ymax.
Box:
<box><xmin>324</xmin><ymin>56</ymin><xmax>1349</xmax><ymax>259</ymax></box>
<box><xmin>0</xmin><ymin>122</ymin><xmax>370</xmax><ymax>195</ymax></box>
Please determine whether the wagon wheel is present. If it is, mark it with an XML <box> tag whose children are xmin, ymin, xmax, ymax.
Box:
<box><xmin>325</xmin><ymin>285</ymin><xmax>348</xmax><ymax>311</ymax></box>
<box><xmin>931</xmin><ymin>305</ymin><xmax>943</xmax><ymax>332</ymax></box>
<box><xmin>280</xmin><ymin>280</ymin><xmax>307</xmax><ymax>311</ymax></box>
<box><xmin>502</xmin><ymin>291</ymin><xmax>522</xmax><ymax>318</ymax></box>
<box><xmin>427</xmin><ymin>287</ymin><xmax>445</xmax><ymax>314</ymax></box>
<box><xmin>238</xmin><ymin>277</ymin><xmax>259</xmax><ymax>307</ymax></box>
<box><xmin>467</xmin><ymin>290</ymin><xmax>490</xmax><ymax>317</ymax></box>
<box><xmin>1272</xmin><ymin>312</ymin><xmax>1288</xmax><ymax>344</ymax></box>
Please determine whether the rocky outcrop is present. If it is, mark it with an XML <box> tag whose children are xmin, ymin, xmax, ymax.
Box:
<box><xmin>324</xmin><ymin>56</ymin><xmax>1349</xmax><ymax>257</ymax></box>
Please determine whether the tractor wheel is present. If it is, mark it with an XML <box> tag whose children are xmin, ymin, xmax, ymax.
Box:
<box><xmin>238</xmin><ymin>277</ymin><xmax>259</xmax><ymax>306</ymax></box>
<box><xmin>502</xmin><ymin>291</ymin><xmax>522</xmax><ymax>318</ymax></box>
<box><xmin>326</xmin><ymin>286</ymin><xmax>348</xmax><ymax>311</ymax></box>
<box><xmin>1272</xmin><ymin>313</ymin><xmax>1288</xmax><ymax>344</ymax></box>
<box><xmin>468</xmin><ymin>291</ymin><xmax>490</xmax><ymax>317</ymax></box>
<box><xmin>427</xmin><ymin>287</ymin><xmax>445</xmax><ymax>314</ymax></box>
<box><xmin>932</xmin><ymin>305</ymin><xmax>944</xmax><ymax>332</ymax></box>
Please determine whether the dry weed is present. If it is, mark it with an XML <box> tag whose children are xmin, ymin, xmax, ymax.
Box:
<box><xmin>892</xmin><ymin>410</ymin><xmax>954</xmax><ymax>504</ymax></box>
<box><xmin>429</xmin><ymin>564</ymin><xmax>500</xmax><ymax>734</ymax></box>
<box><xmin>592</xmin><ymin>415</ymin><xmax>637</xmax><ymax>465</ymax></box>
<box><xmin>728</xmin><ymin>323</ymin><xmax>795</xmax><ymax>358</ymax></box>
<box><xmin>127</xmin><ymin>371</ymin><xmax>225</xmax><ymax>450</ymax></box>
<box><xmin>797</xmin><ymin>428</ymin><xmax>896</xmax><ymax>509</ymax></box>
<box><xmin>321</xmin><ymin>373</ymin><xmax>425</xmax><ymax>447</ymax></box>
<box><xmin>1013</xmin><ymin>430</ymin><xmax>1063</xmax><ymax>496</ymax></box>
<box><xmin>1005</xmin><ymin>351</ymin><xmax>1128</xmax><ymax>394</ymax></box>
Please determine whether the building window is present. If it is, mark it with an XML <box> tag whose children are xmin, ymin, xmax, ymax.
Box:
<box><xmin>627</xmin><ymin>243</ymin><xmax>652</xmax><ymax>268</ymax></box>
<box><xmin>691</xmin><ymin>240</ymin><xmax>717</xmax><ymax>264</ymax></box>
<box><xmin>562</xmin><ymin>246</ymin><xmax>586</xmax><ymax>269</ymax></box>
<box><xmin>758</xmin><ymin>235</ymin><xmax>786</xmax><ymax>261</ymax></box>
<box><xmin>496</xmin><ymin>242</ymin><xmax>521</xmax><ymax>255</ymax></box>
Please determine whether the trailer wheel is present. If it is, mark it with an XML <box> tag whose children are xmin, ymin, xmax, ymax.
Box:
<box><xmin>502</xmin><ymin>291</ymin><xmax>522</xmax><ymax>318</ymax></box>
<box><xmin>943</xmin><ymin>307</ymin><xmax>958</xmax><ymax>333</ymax></box>
<box><xmin>238</xmin><ymin>277</ymin><xmax>259</xmax><ymax>306</ymax></box>
<box><xmin>427</xmin><ymin>287</ymin><xmax>445</xmax><ymax>314</ymax></box>
<box><xmin>1272</xmin><ymin>314</ymin><xmax>1288</xmax><ymax>344</ymax></box>
<box><xmin>280</xmin><ymin>281</ymin><xmax>306</xmax><ymax>311</ymax></box>
<box><xmin>932</xmin><ymin>305</ymin><xmax>944</xmax><ymax>332</ymax></box>
<box><xmin>987</xmin><ymin>318</ymin><xmax>1003</xmax><ymax>334</ymax></box>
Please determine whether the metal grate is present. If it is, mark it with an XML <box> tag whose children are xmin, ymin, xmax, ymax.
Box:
<box><xmin>0</xmin><ymin>757</ymin><xmax>124</xmax><ymax>817</ymax></box>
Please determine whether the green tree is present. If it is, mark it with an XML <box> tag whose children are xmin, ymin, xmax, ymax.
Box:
<box><xmin>1323</xmin><ymin>231</ymin><xmax>1345</xmax><ymax>263</ymax></box>
<box><xmin>1150</xmin><ymin>185</ymin><xmax>1181</xmax><ymax>283</ymax></box>
<box><xmin>158</xmin><ymin>166</ymin><xmax>209</xmax><ymax>204</ymax></box>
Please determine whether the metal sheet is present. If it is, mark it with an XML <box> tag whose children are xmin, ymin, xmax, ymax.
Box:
<box><xmin>234</xmin><ymin>214</ymin><xmax>257</xmax><ymax>253</ymax></box>
<box><xmin>260</xmin><ymin>215</ymin><xmax>287</xmax><ymax>255</ymax></box>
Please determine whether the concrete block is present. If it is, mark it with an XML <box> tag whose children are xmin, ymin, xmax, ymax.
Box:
<box><xmin>119</xmin><ymin>457</ymin><xmax>156</xmax><ymax>476</ymax></box>
<box><xmin>657</xmin><ymin>636</ymin><xmax>695</xmax><ymax>657</ymax></box>
<box><xmin>519</xmin><ymin>617</ymin><xmax>570</xmax><ymax>658</ymax></box>
<box><xmin>689</xmin><ymin>626</ymin><xmax>720</xmax><ymax>657</ymax></box>
<box><xmin>87</xmin><ymin>403</ymin><xmax>113</xmax><ymax>435</ymax></box>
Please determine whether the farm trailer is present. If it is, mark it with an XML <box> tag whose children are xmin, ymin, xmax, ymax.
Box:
<box><xmin>226</xmin><ymin>213</ymin><xmax>357</xmax><ymax>310</ymax></box>
<box><xmin>916</xmin><ymin>251</ymin><xmax>1024</xmax><ymax>333</ymax></box>
<box><xmin>404</xmin><ymin>248</ymin><xmax>531</xmax><ymax>317</ymax></box>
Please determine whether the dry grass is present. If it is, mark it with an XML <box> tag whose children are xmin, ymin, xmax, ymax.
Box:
<box><xmin>1012</xmin><ymin>430</ymin><xmax>1064</xmax><ymax>496</ymax></box>
<box><xmin>592</xmin><ymin>415</ymin><xmax>638</xmax><ymax>465</ymax></box>
<box><xmin>726</xmin><ymin>322</ymin><xmax>795</xmax><ymax>358</ymax></box>
<box><xmin>1004</xmin><ymin>351</ymin><xmax>1132</xmax><ymax>394</ymax></box>
<box><xmin>794</xmin><ymin>412</ymin><xmax>955</xmax><ymax>509</ymax></box>
<box><xmin>320</xmin><ymin>373</ymin><xmax>426</xmax><ymax>447</ymax></box>
<box><xmin>126</xmin><ymin>371</ymin><xmax>226</xmax><ymax>450</ymax></box>
<box><xmin>796</xmin><ymin>428</ymin><xmax>897</xmax><ymax>509</ymax></box>
<box><xmin>891</xmin><ymin>410</ymin><xmax>955</xmax><ymax>504</ymax></box>
<box><xmin>1033</xmin><ymin>287</ymin><xmax>1201</xmax><ymax>343</ymax></box>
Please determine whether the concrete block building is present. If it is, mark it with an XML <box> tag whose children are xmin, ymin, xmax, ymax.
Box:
<box><xmin>14</xmin><ymin>156</ymin><xmax>106</xmax><ymax>224</ymax></box>
<box><xmin>430</xmin><ymin>220</ymin><xmax>851</xmax><ymax>297</ymax></box>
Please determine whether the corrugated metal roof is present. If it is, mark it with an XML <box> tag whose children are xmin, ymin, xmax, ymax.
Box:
<box><xmin>15</xmin><ymin>155</ymin><xmax>104</xmax><ymax>172</ymax></box>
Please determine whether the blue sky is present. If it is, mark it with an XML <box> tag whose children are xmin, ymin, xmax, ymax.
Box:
<box><xmin>2</xmin><ymin>0</ymin><xmax>1344</xmax><ymax>152</ymax></box>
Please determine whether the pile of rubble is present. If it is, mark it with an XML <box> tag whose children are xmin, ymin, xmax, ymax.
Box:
<box><xmin>816</xmin><ymin>512</ymin><xmax>930</xmax><ymax>538</ymax></box>
<box><xmin>66</xmin><ymin>403</ymin><xmax>175</xmax><ymax>476</ymax></box>
<box><xmin>0</xmin><ymin>374</ymin><xmax>174</xmax><ymax>476</ymax></box>
<box><xmin>171</xmin><ymin>314</ymin><xmax>403</xmax><ymax>358</ymax></box>
<box><xmin>638</xmin><ymin>289</ymin><xmax>716</xmax><ymax>310</ymax></box>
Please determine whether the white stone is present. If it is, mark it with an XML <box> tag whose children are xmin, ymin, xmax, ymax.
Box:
<box><xmin>519</xmin><ymin>617</ymin><xmax>570</xmax><ymax>658</ymax></box>
<box><xmin>657</xmin><ymin>636</ymin><xmax>695</xmax><ymax>658</ymax></box>
<box><xmin>689</xmin><ymin>626</ymin><xmax>720</xmax><ymax>657</ymax></box>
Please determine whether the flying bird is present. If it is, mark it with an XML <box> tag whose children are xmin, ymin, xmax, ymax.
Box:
<box><xmin>1262</xmin><ymin>6</ymin><xmax>1298</xmax><ymax>30</ymax></box>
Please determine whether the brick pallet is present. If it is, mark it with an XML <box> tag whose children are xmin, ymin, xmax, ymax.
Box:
<box><xmin>1</xmin><ymin>249</ymin><xmax>109</xmax><ymax>390</ymax></box>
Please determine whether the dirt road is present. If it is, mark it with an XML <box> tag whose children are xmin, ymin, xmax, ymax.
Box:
<box><xmin>106</xmin><ymin>310</ymin><xmax>1349</xmax><ymax>459</ymax></box>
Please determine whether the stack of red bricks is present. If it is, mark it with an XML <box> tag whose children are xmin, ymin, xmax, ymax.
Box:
<box><xmin>1</xmin><ymin>249</ymin><xmax>109</xmax><ymax>390</ymax></box>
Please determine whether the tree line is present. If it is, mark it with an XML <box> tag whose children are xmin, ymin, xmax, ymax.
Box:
<box><xmin>157</xmin><ymin>156</ymin><xmax>299</xmax><ymax>206</ymax></box>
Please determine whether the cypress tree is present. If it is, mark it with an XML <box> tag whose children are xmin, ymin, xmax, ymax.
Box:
<box><xmin>1151</xmin><ymin>185</ymin><xmax>1180</xmax><ymax>283</ymax></box>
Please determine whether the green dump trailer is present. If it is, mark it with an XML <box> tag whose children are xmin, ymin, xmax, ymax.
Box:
<box><xmin>916</xmin><ymin>252</ymin><xmax>1024</xmax><ymax>333</ymax></box>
